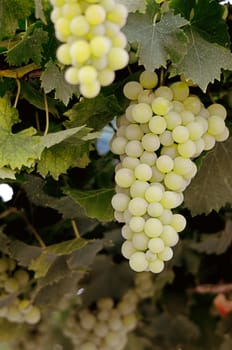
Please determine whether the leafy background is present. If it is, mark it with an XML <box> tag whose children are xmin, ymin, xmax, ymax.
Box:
<box><xmin>0</xmin><ymin>0</ymin><xmax>232</xmax><ymax>349</ymax></box>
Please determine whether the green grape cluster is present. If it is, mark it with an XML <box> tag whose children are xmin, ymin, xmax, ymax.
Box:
<box><xmin>110</xmin><ymin>71</ymin><xmax>229</xmax><ymax>274</ymax></box>
<box><xmin>50</xmin><ymin>0</ymin><xmax>128</xmax><ymax>98</ymax></box>
<box><xmin>0</xmin><ymin>255</ymin><xmax>41</xmax><ymax>325</ymax></box>
<box><xmin>63</xmin><ymin>272</ymin><xmax>154</xmax><ymax>350</ymax></box>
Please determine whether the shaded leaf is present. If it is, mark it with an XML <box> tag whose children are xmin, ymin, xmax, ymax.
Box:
<box><xmin>169</xmin><ymin>0</ymin><xmax>230</xmax><ymax>47</ymax></box>
<box><xmin>40</xmin><ymin>61</ymin><xmax>79</xmax><ymax>105</ymax></box>
<box><xmin>184</xmin><ymin>137</ymin><xmax>232</xmax><ymax>215</ymax></box>
<box><xmin>29</xmin><ymin>238</ymin><xmax>87</xmax><ymax>278</ymax></box>
<box><xmin>7</xmin><ymin>26</ymin><xmax>48</xmax><ymax>66</ymax></box>
<box><xmin>174</xmin><ymin>27</ymin><xmax>232</xmax><ymax>91</ymax></box>
<box><xmin>63</xmin><ymin>186</ymin><xmax>114</xmax><ymax>222</ymax></box>
<box><xmin>0</xmin><ymin>168</ymin><xmax>16</xmax><ymax>180</ymax></box>
<box><xmin>118</xmin><ymin>0</ymin><xmax>146</xmax><ymax>13</ymax></box>
<box><xmin>0</xmin><ymin>319</ymin><xmax>23</xmax><ymax>341</ymax></box>
<box><xmin>190</xmin><ymin>220</ymin><xmax>232</xmax><ymax>255</ymax></box>
<box><xmin>64</xmin><ymin>94</ymin><xmax>122</xmax><ymax>131</ymax></box>
<box><xmin>153</xmin><ymin>270</ymin><xmax>175</xmax><ymax>301</ymax></box>
<box><xmin>123</xmin><ymin>11</ymin><xmax>188</xmax><ymax>70</ymax></box>
<box><xmin>8</xmin><ymin>240</ymin><xmax>41</xmax><ymax>267</ymax></box>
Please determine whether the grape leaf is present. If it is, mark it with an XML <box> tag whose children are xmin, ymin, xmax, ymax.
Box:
<box><xmin>37</xmin><ymin>138</ymin><xmax>92</xmax><ymax>179</ymax></box>
<box><xmin>64</xmin><ymin>94</ymin><xmax>122</xmax><ymax>131</ymax></box>
<box><xmin>21</xmin><ymin>80</ymin><xmax>60</xmax><ymax>117</ymax></box>
<box><xmin>174</xmin><ymin>27</ymin><xmax>232</xmax><ymax>91</ymax></box>
<box><xmin>169</xmin><ymin>0</ymin><xmax>230</xmax><ymax>47</ymax></box>
<box><xmin>0</xmin><ymin>167</ymin><xmax>16</xmax><ymax>180</ymax></box>
<box><xmin>63</xmin><ymin>187</ymin><xmax>114</xmax><ymax>222</ymax></box>
<box><xmin>184</xmin><ymin>137</ymin><xmax>232</xmax><ymax>215</ymax></box>
<box><xmin>29</xmin><ymin>238</ymin><xmax>87</xmax><ymax>278</ymax></box>
<box><xmin>118</xmin><ymin>0</ymin><xmax>146</xmax><ymax>13</ymax></box>
<box><xmin>7</xmin><ymin>25</ymin><xmax>48</xmax><ymax>66</ymax></box>
<box><xmin>0</xmin><ymin>0</ymin><xmax>33</xmax><ymax>40</ymax></box>
<box><xmin>40</xmin><ymin>61</ymin><xmax>79</xmax><ymax>106</ymax></box>
<box><xmin>190</xmin><ymin>220</ymin><xmax>232</xmax><ymax>255</ymax></box>
<box><xmin>123</xmin><ymin>11</ymin><xmax>188</xmax><ymax>70</ymax></box>
<box><xmin>8</xmin><ymin>239</ymin><xmax>41</xmax><ymax>267</ymax></box>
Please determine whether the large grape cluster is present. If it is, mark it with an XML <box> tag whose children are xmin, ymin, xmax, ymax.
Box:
<box><xmin>50</xmin><ymin>0</ymin><xmax>128</xmax><ymax>98</ymax></box>
<box><xmin>63</xmin><ymin>272</ymin><xmax>154</xmax><ymax>350</ymax></box>
<box><xmin>0</xmin><ymin>255</ymin><xmax>41</xmax><ymax>325</ymax></box>
<box><xmin>110</xmin><ymin>71</ymin><xmax>229</xmax><ymax>274</ymax></box>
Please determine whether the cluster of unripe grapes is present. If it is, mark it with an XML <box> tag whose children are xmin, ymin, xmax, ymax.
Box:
<box><xmin>50</xmin><ymin>0</ymin><xmax>128</xmax><ymax>98</ymax></box>
<box><xmin>0</xmin><ymin>255</ymin><xmax>41</xmax><ymax>325</ymax></box>
<box><xmin>110</xmin><ymin>71</ymin><xmax>229</xmax><ymax>274</ymax></box>
<box><xmin>64</xmin><ymin>272</ymin><xmax>154</xmax><ymax>350</ymax></box>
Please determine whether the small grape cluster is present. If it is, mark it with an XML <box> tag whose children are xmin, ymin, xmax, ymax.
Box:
<box><xmin>0</xmin><ymin>255</ymin><xmax>41</xmax><ymax>325</ymax></box>
<box><xmin>64</xmin><ymin>272</ymin><xmax>154</xmax><ymax>350</ymax></box>
<box><xmin>110</xmin><ymin>71</ymin><xmax>229</xmax><ymax>274</ymax></box>
<box><xmin>50</xmin><ymin>0</ymin><xmax>128</xmax><ymax>98</ymax></box>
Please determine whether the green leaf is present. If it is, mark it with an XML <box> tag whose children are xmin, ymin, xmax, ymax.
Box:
<box><xmin>63</xmin><ymin>187</ymin><xmax>114</xmax><ymax>222</ymax></box>
<box><xmin>37</xmin><ymin>135</ymin><xmax>92</xmax><ymax>179</ymax></box>
<box><xmin>184</xmin><ymin>137</ymin><xmax>232</xmax><ymax>215</ymax></box>
<box><xmin>118</xmin><ymin>0</ymin><xmax>146</xmax><ymax>13</ymax></box>
<box><xmin>174</xmin><ymin>27</ymin><xmax>232</xmax><ymax>91</ymax></box>
<box><xmin>0</xmin><ymin>96</ymin><xmax>41</xmax><ymax>170</ymax></box>
<box><xmin>169</xmin><ymin>0</ymin><xmax>230</xmax><ymax>47</ymax></box>
<box><xmin>0</xmin><ymin>0</ymin><xmax>33</xmax><ymax>40</ymax></box>
<box><xmin>7</xmin><ymin>25</ymin><xmax>48</xmax><ymax>66</ymax></box>
<box><xmin>29</xmin><ymin>238</ymin><xmax>87</xmax><ymax>278</ymax></box>
<box><xmin>0</xmin><ymin>167</ymin><xmax>16</xmax><ymax>180</ymax></box>
<box><xmin>190</xmin><ymin>220</ymin><xmax>232</xmax><ymax>255</ymax></box>
<box><xmin>40</xmin><ymin>61</ymin><xmax>79</xmax><ymax>106</ymax></box>
<box><xmin>123</xmin><ymin>11</ymin><xmax>188</xmax><ymax>70</ymax></box>
<box><xmin>21</xmin><ymin>80</ymin><xmax>59</xmax><ymax>117</ymax></box>
<box><xmin>64</xmin><ymin>94</ymin><xmax>122</xmax><ymax>131</ymax></box>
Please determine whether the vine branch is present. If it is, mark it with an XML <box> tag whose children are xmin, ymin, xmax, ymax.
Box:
<box><xmin>189</xmin><ymin>283</ymin><xmax>232</xmax><ymax>295</ymax></box>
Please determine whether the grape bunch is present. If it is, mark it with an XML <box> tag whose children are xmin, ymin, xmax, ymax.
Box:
<box><xmin>110</xmin><ymin>71</ymin><xmax>229</xmax><ymax>274</ymax></box>
<box><xmin>63</xmin><ymin>272</ymin><xmax>154</xmax><ymax>350</ymax></box>
<box><xmin>50</xmin><ymin>0</ymin><xmax>128</xmax><ymax>98</ymax></box>
<box><xmin>0</xmin><ymin>255</ymin><xmax>41</xmax><ymax>325</ymax></box>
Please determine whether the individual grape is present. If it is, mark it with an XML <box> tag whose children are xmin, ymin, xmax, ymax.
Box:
<box><xmin>62</xmin><ymin>3</ymin><xmax>82</xmax><ymax>19</ymax></box>
<box><xmin>172</xmin><ymin>125</ymin><xmax>190</xmax><ymax>143</ymax></box>
<box><xmin>110</xmin><ymin>135</ymin><xmax>127</xmax><ymax>155</ymax></box>
<box><xmin>156</xmin><ymin>155</ymin><xmax>174</xmax><ymax>173</ymax></box>
<box><xmin>125</xmin><ymin>124</ymin><xmax>144</xmax><ymax>140</ymax></box>
<box><xmin>164</xmin><ymin>172</ymin><xmax>186</xmax><ymax>192</ymax></box>
<box><xmin>139</xmin><ymin>71</ymin><xmax>158</xmax><ymax>89</ymax></box>
<box><xmin>129</xmin><ymin>252</ymin><xmax>149</xmax><ymax>272</ymax></box>
<box><xmin>148</xmin><ymin>237</ymin><xmax>165</xmax><ymax>253</ymax></box>
<box><xmin>125</xmin><ymin>140</ymin><xmax>143</xmax><ymax>157</ymax></box>
<box><xmin>170</xmin><ymin>81</ymin><xmax>189</xmax><ymax>101</ymax></box>
<box><xmin>65</xmin><ymin>66</ymin><xmax>80</xmax><ymax>85</ymax></box>
<box><xmin>85</xmin><ymin>5</ymin><xmax>106</xmax><ymax>25</ymax></box>
<box><xmin>111</xmin><ymin>193</ymin><xmax>130</xmax><ymax>212</ymax></box>
<box><xmin>122</xmin><ymin>156</ymin><xmax>140</xmax><ymax>170</ymax></box>
<box><xmin>132</xmin><ymin>233</ymin><xmax>149</xmax><ymax>250</ymax></box>
<box><xmin>144</xmin><ymin>185</ymin><xmax>164</xmax><ymax>202</ymax></box>
<box><xmin>138</xmin><ymin>89</ymin><xmax>155</xmax><ymax>104</ymax></box>
<box><xmin>70</xmin><ymin>15</ymin><xmax>90</xmax><ymax>36</ymax></box>
<box><xmin>159</xmin><ymin>130</ymin><xmax>173</xmax><ymax>146</ymax></box>
<box><xmin>132</xmin><ymin>103</ymin><xmax>153</xmax><ymax>124</ymax></box>
<box><xmin>151</xmin><ymin>97</ymin><xmax>172</xmax><ymax>115</ymax></box>
<box><xmin>160</xmin><ymin>225</ymin><xmax>179</xmax><ymax>247</ymax></box>
<box><xmin>171</xmin><ymin>213</ymin><xmax>186</xmax><ymax>232</ymax></box>
<box><xmin>177</xmin><ymin>139</ymin><xmax>197</xmax><ymax>158</ymax></box>
<box><xmin>149</xmin><ymin>259</ymin><xmax>165</xmax><ymax>273</ymax></box>
<box><xmin>121</xmin><ymin>240</ymin><xmax>136</xmax><ymax>259</ymax></box>
<box><xmin>207</xmin><ymin>115</ymin><xmax>226</xmax><ymax>136</ymax></box>
<box><xmin>144</xmin><ymin>218</ymin><xmax>163</xmax><ymax>238</ymax></box>
<box><xmin>134</xmin><ymin>163</ymin><xmax>153</xmax><ymax>181</ymax></box>
<box><xmin>129</xmin><ymin>216</ymin><xmax>145</xmax><ymax>232</ymax></box>
<box><xmin>183</xmin><ymin>95</ymin><xmax>202</xmax><ymax>115</ymax></box>
<box><xmin>106</xmin><ymin>3</ymin><xmax>128</xmax><ymax>27</ymax></box>
<box><xmin>79</xmin><ymin>80</ymin><xmax>101</xmax><ymax>98</ymax></box>
<box><xmin>155</xmin><ymin>86</ymin><xmax>173</xmax><ymax>100</ymax></box>
<box><xmin>147</xmin><ymin>202</ymin><xmax>164</xmax><ymax>217</ymax></box>
<box><xmin>24</xmin><ymin>305</ymin><xmax>41</xmax><ymax>325</ymax></box>
<box><xmin>14</xmin><ymin>269</ymin><xmax>29</xmax><ymax>287</ymax></box>
<box><xmin>115</xmin><ymin>168</ymin><xmax>135</xmax><ymax>188</ymax></box>
<box><xmin>89</xmin><ymin>36</ymin><xmax>111</xmax><ymax>57</ymax></box>
<box><xmin>128</xmin><ymin>197</ymin><xmax>148</xmax><ymax>216</ymax></box>
<box><xmin>160</xmin><ymin>191</ymin><xmax>184</xmax><ymax>209</ymax></box>
<box><xmin>207</xmin><ymin>103</ymin><xmax>227</xmax><ymax>120</ymax></box>
<box><xmin>141</xmin><ymin>133</ymin><xmax>160</xmax><ymax>152</ymax></box>
<box><xmin>173</xmin><ymin>156</ymin><xmax>195</xmax><ymax>176</ymax></box>
<box><xmin>130</xmin><ymin>180</ymin><xmax>149</xmax><ymax>198</ymax></box>
<box><xmin>158</xmin><ymin>209</ymin><xmax>173</xmax><ymax>224</ymax></box>
<box><xmin>107</xmin><ymin>47</ymin><xmax>129</xmax><ymax>70</ymax></box>
<box><xmin>148</xmin><ymin>115</ymin><xmax>167</xmax><ymax>135</ymax></box>
<box><xmin>164</xmin><ymin>111</ymin><xmax>182</xmax><ymax>130</ymax></box>
<box><xmin>215</xmin><ymin>127</ymin><xmax>229</xmax><ymax>142</ymax></box>
<box><xmin>56</xmin><ymin>43</ymin><xmax>72</xmax><ymax>65</ymax></box>
<box><xmin>157</xmin><ymin>246</ymin><xmax>173</xmax><ymax>261</ymax></box>
<box><xmin>123</xmin><ymin>81</ymin><xmax>143</xmax><ymax>100</ymax></box>
<box><xmin>70</xmin><ymin>40</ymin><xmax>91</xmax><ymax>64</ymax></box>
<box><xmin>78</xmin><ymin>65</ymin><xmax>98</xmax><ymax>85</ymax></box>
<box><xmin>186</xmin><ymin>121</ymin><xmax>204</xmax><ymax>140</ymax></box>
<box><xmin>180</xmin><ymin>110</ymin><xmax>195</xmax><ymax>125</ymax></box>
<box><xmin>202</xmin><ymin>133</ymin><xmax>216</xmax><ymax>150</ymax></box>
<box><xmin>121</xmin><ymin>225</ymin><xmax>134</xmax><ymax>239</ymax></box>
<box><xmin>140</xmin><ymin>151</ymin><xmax>157</xmax><ymax>166</ymax></box>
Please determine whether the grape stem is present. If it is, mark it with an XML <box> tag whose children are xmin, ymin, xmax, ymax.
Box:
<box><xmin>13</xmin><ymin>79</ymin><xmax>21</xmax><ymax>108</ymax></box>
<box><xmin>43</xmin><ymin>92</ymin><xmax>49</xmax><ymax>136</ymax></box>
<box><xmin>71</xmin><ymin>219</ymin><xmax>81</xmax><ymax>239</ymax></box>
